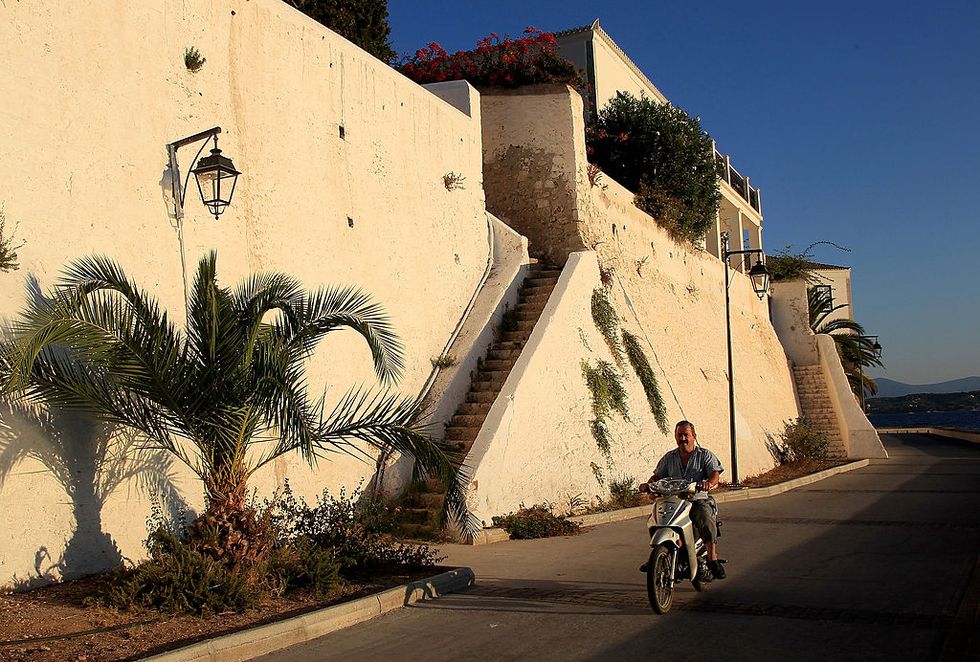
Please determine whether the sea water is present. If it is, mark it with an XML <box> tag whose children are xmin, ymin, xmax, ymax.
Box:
<box><xmin>868</xmin><ymin>410</ymin><xmax>980</xmax><ymax>432</ymax></box>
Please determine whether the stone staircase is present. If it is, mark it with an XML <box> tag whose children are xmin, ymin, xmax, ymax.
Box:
<box><xmin>397</xmin><ymin>261</ymin><xmax>562</xmax><ymax>539</ymax></box>
<box><xmin>792</xmin><ymin>365</ymin><xmax>848</xmax><ymax>459</ymax></box>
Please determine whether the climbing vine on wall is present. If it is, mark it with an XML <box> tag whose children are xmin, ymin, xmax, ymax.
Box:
<box><xmin>591</xmin><ymin>288</ymin><xmax>623</xmax><ymax>366</ymax></box>
<box><xmin>622</xmin><ymin>330</ymin><xmax>668</xmax><ymax>434</ymax></box>
<box><xmin>581</xmin><ymin>359</ymin><xmax>629</xmax><ymax>457</ymax></box>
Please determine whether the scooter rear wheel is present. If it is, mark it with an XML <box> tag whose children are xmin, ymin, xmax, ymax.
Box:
<box><xmin>647</xmin><ymin>544</ymin><xmax>674</xmax><ymax>613</ymax></box>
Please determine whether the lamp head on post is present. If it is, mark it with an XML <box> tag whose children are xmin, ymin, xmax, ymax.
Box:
<box><xmin>168</xmin><ymin>126</ymin><xmax>242</xmax><ymax>221</ymax></box>
<box><xmin>747</xmin><ymin>259</ymin><xmax>771</xmax><ymax>299</ymax></box>
<box><xmin>190</xmin><ymin>137</ymin><xmax>241</xmax><ymax>219</ymax></box>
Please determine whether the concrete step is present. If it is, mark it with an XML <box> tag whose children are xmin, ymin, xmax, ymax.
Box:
<box><xmin>445</xmin><ymin>426</ymin><xmax>479</xmax><ymax>442</ymax></box>
<box><xmin>499</xmin><ymin>331</ymin><xmax>529</xmax><ymax>343</ymax></box>
<box><xmin>487</xmin><ymin>348</ymin><xmax>520</xmax><ymax>360</ymax></box>
<box><xmin>457</xmin><ymin>401</ymin><xmax>492</xmax><ymax>416</ymax></box>
<box><xmin>466</xmin><ymin>391</ymin><xmax>497</xmax><ymax>403</ymax></box>
<box><xmin>492</xmin><ymin>341</ymin><xmax>525</xmax><ymax>351</ymax></box>
<box><xmin>451</xmin><ymin>413</ymin><xmax>487</xmax><ymax>427</ymax></box>
<box><xmin>401</xmin><ymin>508</ymin><xmax>433</xmax><ymax>525</ymax></box>
<box><xmin>482</xmin><ymin>359</ymin><xmax>516</xmax><ymax>371</ymax></box>
<box><xmin>524</xmin><ymin>277</ymin><xmax>558</xmax><ymax>288</ymax></box>
<box><xmin>473</xmin><ymin>370</ymin><xmax>508</xmax><ymax>386</ymax></box>
<box><xmin>515</xmin><ymin>310</ymin><xmax>540</xmax><ymax>321</ymax></box>
<box><xmin>416</xmin><ymin>492</ymin><xmax>445</xmax><ymax>509</ymax></box>
<box><xmin>521</xmin><ymin>285</ymin><xmax>555</xmax><ymax>297</ymax></box>
<box><xmin>440</xmin><ymin>439</ymin><xmax>473</xmax><ymax>453</ymax></box>
<box><xmin>522</xmin><ymin>293</ymin><xmax>551</xmax><ymax>305</ymax></box>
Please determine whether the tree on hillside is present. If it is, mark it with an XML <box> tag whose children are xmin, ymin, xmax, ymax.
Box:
<box><xmin>0</xmin><ymin>252</ymin><xmax>470</xmax><ymax>567</ymax></box>
<box><xmin>808</xmin><ymin>287</ymin><xmax>883</xmax><ymax>399</ymax></box>
<box><xmin>288</xmin><ymin>0</ymin><xmax>395</xmax><ymax>62</ymax></box>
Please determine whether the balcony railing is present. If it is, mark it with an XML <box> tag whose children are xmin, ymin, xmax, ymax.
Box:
<box><xmin>713</xmin><ymin>142</ymin><xmax>762</xmax><ymax>214</ymax></box>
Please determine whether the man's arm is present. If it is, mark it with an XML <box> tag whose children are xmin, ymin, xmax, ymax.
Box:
<box><xmin>698</xmin><ymin>470</ymin><xmax>721</xmax><ymax>492</ymax></box>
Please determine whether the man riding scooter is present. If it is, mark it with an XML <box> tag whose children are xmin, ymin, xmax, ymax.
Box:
<box><xmin>640</xmin><ymin>420</ymin><xmax>726</xmax><ymax>579</ymax></box>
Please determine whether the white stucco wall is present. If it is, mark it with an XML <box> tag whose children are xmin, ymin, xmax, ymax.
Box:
<box><xmin>470</xmin><ymin>85</ymin><xmax>802</xmax><ymax>521</ymax></box>
<box><xmin>467</xmin><ymin>252</ymin><xmax>671</xmax><ymax>524</ymax></box>
<box><xmin>579</xmin><ymin>176</ymin><xmax>801</xmax><ymax>479</ymax></box>
<box><xmin>0</xmin><ymin>1</ymin><xmax>489</xmax><ymax>586</ymax></box>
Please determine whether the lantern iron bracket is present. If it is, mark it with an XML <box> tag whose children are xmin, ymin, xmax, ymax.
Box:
<box><xmin>167</xmin><ymin>126</ymin><xmax>222</xmax><ymax>221</ymax></box>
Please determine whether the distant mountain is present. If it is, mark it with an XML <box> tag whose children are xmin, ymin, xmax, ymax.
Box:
<box><xmin>872</xmin><ymin>376</ymin><xmax>980</xmax><ymax>398</ymax></box>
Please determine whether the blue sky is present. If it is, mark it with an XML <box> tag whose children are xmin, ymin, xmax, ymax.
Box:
<box><xmin>389</xmin><ymin>1</ymin><xmax>980</xmax><ymax>385</ymax></box>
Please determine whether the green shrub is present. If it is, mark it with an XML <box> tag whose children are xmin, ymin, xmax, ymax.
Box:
<box><xmin>622</xmin><ymin>330</ymin><xmax>669</xmax><ymax>434</ymax></box>
<box><xmin>91</xmin><ymin>530</ymin><xmax>259</xmax><ymax>614</ymax></box>
<box><xmin>587</xmin><ymin>92</ymin><xmax>720</xmax><ymax>243</ymax></box>
<box><xmin>94</xmin><ymin>480</ymin><xmax>440</xmax><ymax>614</ymax></box>
<box><xmin>771</xmin><ymin>417</ymin><xmax>830</xmax><ymax>463</ymax></box>
<box><xmin>608</xmin><ymin>475</ymin><xmax>643</xmax><ymax>509</ymax></box>
<box><xmin>0</xmin><ymin>207</ymin><xmax>21</xmax><ymax>272</ymax></box>
<box><xmin>267</xmin><ymin>481</ymin><xmax>443</xmax><ymax>575</ymax></box>
<box><xmin>492</xmin><ymin>505</ymin><xmax>581</xmax><ymax>539</ymax></box>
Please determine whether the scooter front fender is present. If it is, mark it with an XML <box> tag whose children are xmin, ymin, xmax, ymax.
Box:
<box><xmin>649</xmin><ymin>527</ymin><xmax>681</xmax><ymax>549</ymax></box>
<box><xmin>650</xmin><ymin>526</ymin><xmax>699</xmax><ymax>581</ymax></box>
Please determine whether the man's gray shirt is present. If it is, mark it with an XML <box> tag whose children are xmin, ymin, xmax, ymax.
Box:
<box><xmin>655</xmin><ymin>445</ymin><xmax>724</xmax><ymax>487</ymax></box>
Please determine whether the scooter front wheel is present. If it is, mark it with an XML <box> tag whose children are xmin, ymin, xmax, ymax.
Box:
<box><xmin>647</xmin><ymin>544</ymin><xmax>674</xmax><ymax>613</ymax></box>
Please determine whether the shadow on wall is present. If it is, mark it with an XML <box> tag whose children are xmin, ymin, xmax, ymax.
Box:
<box><xmin>0</xmin><ymin>402</ymin><xmax>188</xmax><ymax>588</ymax></box>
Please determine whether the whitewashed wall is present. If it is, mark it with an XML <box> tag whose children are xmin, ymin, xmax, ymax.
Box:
<box><xmin>467</xmin><ymin>86</ymin><xmax>802</xmax><ymax>520</ymax></box>
<box><xmin>0</xmin><ymin>0</ymin><xmax>489</xmax><ymax>586</ymax></box>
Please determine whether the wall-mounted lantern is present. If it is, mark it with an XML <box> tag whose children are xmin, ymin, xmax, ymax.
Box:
<box><xmin>167</xmin><ymin>126</ymin><xmax>241</xmax><ymax>221</ymax></box>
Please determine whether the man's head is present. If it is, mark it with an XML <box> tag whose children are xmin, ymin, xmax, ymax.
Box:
<box><xmin>675</xmin><ymin>420</ymin><xmax>697</xmax><ymax>454</ymax></box>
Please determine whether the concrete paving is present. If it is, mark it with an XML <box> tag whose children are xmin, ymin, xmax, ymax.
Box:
<box><xmin>258</xmin><ymin>433</ymin><xmax>980</xmax><ymax>662</ymax></box>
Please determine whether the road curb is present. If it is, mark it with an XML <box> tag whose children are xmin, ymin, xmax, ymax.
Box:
<box><xmin>469</xmin><ymin>459</ymin><xmax>871</xmax><ymax>544</ymax></box>
<box><xmin>139</xmin><ymin>567</ymin><xmax>475</xmax><ymax>662</ymax></box>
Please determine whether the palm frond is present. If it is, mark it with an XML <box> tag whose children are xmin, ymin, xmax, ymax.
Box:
<box><xmin>288</xmin><ymin>286</ymin><xmax>406</xmax><ymax>386</ymax></box>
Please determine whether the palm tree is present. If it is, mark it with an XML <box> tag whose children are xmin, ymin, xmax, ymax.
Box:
<box><xmin>808</xmin><ymin>288</ymin><xmax>883</xmax><ymax>399</ymax></box>
<box><xmin>1</xmin><ymin>252</ymin><xmax>469</xmax><ymax>565</ymax></box>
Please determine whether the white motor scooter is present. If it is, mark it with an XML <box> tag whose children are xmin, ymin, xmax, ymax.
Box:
<box><xmin>643</xmin><ymin>477</ymin><xmax>718</xmax><ymax>613</ymax></box>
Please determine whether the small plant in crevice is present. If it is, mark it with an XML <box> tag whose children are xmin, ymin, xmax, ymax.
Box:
<box><xmin>591</xmin><ymin>288</ymin><xmax>623</xmax><ymax>366</ymax></box>
<box><xmin>622</xmin><ymin>330</ymin><xmax>669</xmax><ymax>434</ymax></box>
<box><xmin>491</xmin><ymin>504</ymin><xmax>581</xmax><ymax>539</ymax></box>
<box><xmin>184</xmin><ymin>47</ymin><xmax>206</xmax><ymax>72</ymax></box>
<box><xmin>635</xmin><ymin>255</ymin><xmax>649</xmax><ymax>276</ymax></box>
<box><xmin>499</xmin><ymin>306</ymin><xmax>520</xmax><ymax>332</ymax></box>
<box><xmin>587</xmin><ymin>163</ymin><xmax>608</xmax><ymax>190</ymax></box>
<box><xmin>598</xmin><ymin>265</ymin><xmax>615</xmax><ymax>288</ymax></box>
<box><xmin>0</xmin><ymin>207</ymin><xmax>22</xmax><ymax>272</ymax></box>
<box><xmin>430</xmin><ymin>354</ymin><xmax>457</xmax><ymax>369</ymax></box>
<box><xmin>442</xmin><ymin>171</ymin><xmax>466</xmax><ymax>191</ymax></box>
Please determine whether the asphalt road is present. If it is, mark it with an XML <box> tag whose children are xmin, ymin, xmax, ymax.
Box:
<box><xmin>259</xmin><ymin>433</ymin><xmax>980</xmax><ymax>662</ymax></box>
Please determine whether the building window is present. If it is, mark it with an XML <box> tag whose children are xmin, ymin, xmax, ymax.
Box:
<box><xmin>813</xmin><ymin>284</ymin><xmax>833</xmax><ymax>307</ymax></box>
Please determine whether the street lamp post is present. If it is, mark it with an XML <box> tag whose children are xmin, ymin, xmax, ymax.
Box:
<box><xmin>721</xmin><ymin>231</ymin><xmax>770</xmax><ymax>487</ymax></box>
